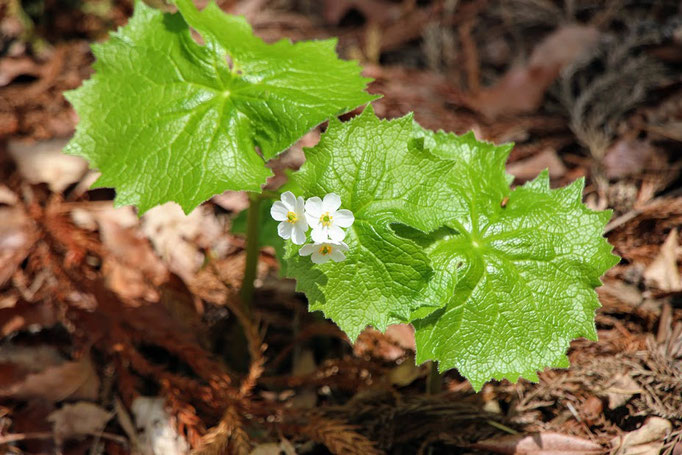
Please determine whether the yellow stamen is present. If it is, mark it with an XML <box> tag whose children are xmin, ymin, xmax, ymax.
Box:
<box><xmin>286</xmin><ymin>211</ymin><xmax>298</xmax><ymax>223</ymax></box>
<box><xmin>318</xmin><ymin>245</ymin><xmax>332</xmax><ymax>256</ymax></box>
<box><xmin>319</xmin><ymin>212</ymin><xmax>332</xmax><ymax>227</ymax></box>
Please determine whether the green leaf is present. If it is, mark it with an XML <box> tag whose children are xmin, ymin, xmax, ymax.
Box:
<box><xmin>285</xmin><ymin>107</ymin><xmax>463</xmax><ymax>340</ymax></box>
<box><xmin>64</xmin><ymin>0</ymin><xmax>377</xmax><ymax>214</ymax></box>
<box><xmin>411</xmin><ymin>128</ymin><xmax>619</xmax><ymax>390</ymax></box>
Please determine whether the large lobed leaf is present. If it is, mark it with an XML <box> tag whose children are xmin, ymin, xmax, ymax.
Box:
<box><xmin>287</xmin><ymin>109</ymin><xmax>619</xmax><ymax>389</ymax></box>
<box><xmin>64</xmin><ymin>0</ymin><xmax>376</xmax><ymax>214</ymax></box>
<box><xmin>410</xmin><ymin>130</ymin><xmax>619</xmax><ymax>390</ymax></box>
<box><xmin>285</xmin><ymin>107</ymin><xmax>464</xmax><ymax>340</ymax></box>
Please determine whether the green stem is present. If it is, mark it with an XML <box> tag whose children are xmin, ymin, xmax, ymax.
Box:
<box><xmin>426</xmin><ymin>361</ymin><xmax>443</xmax><ymax>395</ymax></box>
<box><xmin>240</xmin><ymin>192</ymin><xmax>262</xmax><ymax>310</ymax></box>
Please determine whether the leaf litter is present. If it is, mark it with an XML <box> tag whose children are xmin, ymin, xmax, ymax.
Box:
<box><xmin>1</xmin><ymin>0</ymin><xmax>682</xmax><ymax>454</ymax></box>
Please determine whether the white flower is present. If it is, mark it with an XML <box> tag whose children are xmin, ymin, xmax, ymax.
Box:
<box><xmin>304</xmin><ymin>193</ymin><xmax>354</xmax><ymax>243</ymax></box>
<box><xmin>271</xmin><ymin>191</ymin><xmax>308</xmax><ymax>245</ymax></box>
<box><xmin>299</xmin><ymin>241</ymin><xmax>349</xmax><ymax>264</ymax></box>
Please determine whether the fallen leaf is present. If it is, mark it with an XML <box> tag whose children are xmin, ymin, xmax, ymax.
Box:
<box><xmin>471</xmin><ymin>432</ymin><xmax>603</xmax><ymax>454</ymax></box>
<box><xmin>611</xmin><ymin>417</ymin><xmax>672</xmax><ymax>455</ymax></box>
<box><xmin>8</xmin><ymin>138</ymin><xmax>88</xmax><ymax>193</ymax></box>
<box><xmin>604</xmin><ymin>374</ymin><xmax>642</xmax><ymax>409</ymax></box>
<box><xmin>0</xmin><ymin>56</ymin><xmax>43</xmax><ymax>87</ymax></box>
<box><xmin>0</xmin><ymin>184</ymin><xmax>18</xmax><ymax>205</ymax></box>
<box><xmin>603</xmin><ymin>139</ymin><xmax>656</xmax><ymax>179</ymax></box>
<box><xmin>0</xmin><ymin>349</ymin><xmax>99</xmax><ymax>402</ymax></box>
<box><xmin>142</xmin><ymin>202</ymin><xmax>229</xmax><ymax>282</ymax></box>
<box><xmin>213</xmin><ymin>191</ymin><xmax>249</xmax><ymax>213</ymax></box>
<box><xmin>507</xmin><ymin>149</ymin><xmax>567</xmax><ymax>181</ymax></box>
<box><xmin>643</xmin><ymin>229</ymin><xmax>682</xmax><ymax>292</ymax></box>
<box><xmin>83</xmin><ymin>205</ymin><xmax>168</xmax><ymax>300</ymax></box>
<box><xmin>581</xmin><ymin>396</ymin><xmax>603</xmax><ymax>423</ymax></box>
<box><xmin>48</xmin><ymin>402</ymin><xmax>112</xmax><ymax>446</ymax></box>
<box><xmin>0</xmin><ymin>207</ymin><xmax>34</xmax><ymax>285</ymax></box>
<box><xmin>463</xmin><ymin>25</ymin><xmax>600</xmax><ymax>119</ymax></box>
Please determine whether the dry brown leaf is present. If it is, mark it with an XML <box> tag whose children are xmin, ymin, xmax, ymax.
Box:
<box><xmin>604</xmin><ymin>373</ymin><xmax>643</xmax><ymax>409</ymax></box>
<box><xmin>0</xmin><ymin>351</ymin><xmax>99</xmax><ymax>402</ymax></box>
<box><xmin>84</xmin><ymin>205</ymin><xmax>168</xmax><ymax>300</ymax></box>
<box><xmin>213</xmin><ymin>191</ymin><xmax>249</xmax><ymax>213</ymax></box>
<box><xmin>0</xmin><ymin>207</ymin><xmax>33</xmax><ymax>285</ymax></box>
<box><xmin>463</xmin><ymin>25</ymin><xmax>600</xmax><ymax>119</ymax></box>
<box><xmin>48</xmin><ymin>402</ymin><xmax>112</xmax><ymax>445</ymax></box>
<box><xmin>8</xmin><ymin>138</ymin><xmax>88</xmax><ymax>193</ymax></box>
<box><xmin>0</xmin><ymin>184</ymin><xmax>18</xmax><ymax>205</ymax></box>
<box><xmin>603</xmin><ymin>139</ymin><xmax>656</xmax><ymax>180</ymax></box>
<box><xmin>0</xmin><ymin>57</ymin><xmax>43</xmax><ymax>87</ymax></box>
<box><xmin>142</xmin><ymin>202</ymin><xmax>228</xmax><ymax>282</ymax></box>
<box><xmin>643</xmin><ymin>229</ymin><xmax>681</xmax><ymax>292</ymax></box>
<box><xmin>611</xmin><ymin>417</ymin><xmax>672</xmax><ymax>455</ymax></box>
<box><xmin>507</xmin><ymin>149</ymin><xmax>567</xmax><ymax>181</ymax></box>
<box><xmin>471</xmin><ymin>432</ymin><xmax>603</xmax><ymax>454</ymax></box>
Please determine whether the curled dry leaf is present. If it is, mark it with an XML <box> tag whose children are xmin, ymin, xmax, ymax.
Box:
<box><xmin>507</xmin><ymin>149</ymin><xmax>567</xmax><ymax>181</ymax></box>
<box><xmin>463</xmin><ymin>25</ymin><xmax>600</xmax><ymax>119</ymax></box>
<box><xmin>604</xmin><ymin>373</ymin><xmax>643</xmax><ymax>409</ymax></box>
<box><xmin>73</xmin><ymin>204</ymin><xmax>168</xmax><ymax>300</ymax></box>
<box><xmin>8</xmin><ymin>138</ymin><xmax>88</xmax><ymax>193</ymax></box>
<box><xmin>142</xmin><ymin>202</ymin><xmax>228</xmax><ymax>282</ymax></box>
<box><xmin>48</xmin><ymin>402</ymin><xmax>113</xmax><ymax>446</ymax></box>
<box><xmin>0</xmin><ymin>347</ymin><xmax>99</xmax><ymax>402</ymax></box>
<box><xmin>0</xmin><ymin>206</ymin><xmax>33</xmax><ymax>286</ymax></box>
<box><xmin>0</xmin><ymin>57</ymin><xmax>43</xmax><ymax>87</ymax></box>
<box><xmin>471</xmin><ymin>432</ymin><xmax>603</xmax><ymax>454</ymax></box>
<box><xmin>643</xmin><ymin>229</ymin><xmax>681</xmax><ymax>292</ymax></box>
<box><xmin>612</xmin><ymin>417</ymin><xmax>672</xmax><ymax>455</ymax></box>
<box><xmin>603</xmin><ymin>139</ymin><xmax>656</xmax><ymax>180</ymax></box>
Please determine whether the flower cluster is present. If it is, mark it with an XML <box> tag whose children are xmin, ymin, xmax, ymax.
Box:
<box><xmin>271</xmin><ymin>191</ymin><xmax>354</xmax><ymax>264</ymax></box>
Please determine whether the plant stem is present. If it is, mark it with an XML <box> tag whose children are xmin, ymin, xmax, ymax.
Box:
<box><xmin>426</xmin><ymin>361</ymin><xmax>443</xmax><ymax>395</ymax></box>
<box><xmin>240</xmin><ymin>192</ymin><xmax>261</xmax><ymax>310</ymax></box>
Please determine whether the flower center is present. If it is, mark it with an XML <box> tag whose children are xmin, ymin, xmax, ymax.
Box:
<box><xmin>318</xmin><ymin>245</ymin><xmax>332</xmax><ymax>256</ymax></box>
<box><xmin>286</xmin><ymin>211</ymin><xmax>298</xmax><ymax>223</ymax></box>
<box><xmin>319</xmin><ymin>212</ymin><xmax>332</xmax><ymax>227</ymax></box>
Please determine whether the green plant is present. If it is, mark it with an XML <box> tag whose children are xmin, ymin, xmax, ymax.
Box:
<box><xmin>64</xmin><ymin>0</ymin><xmax>619</xmax><ymax>390</ymax></box>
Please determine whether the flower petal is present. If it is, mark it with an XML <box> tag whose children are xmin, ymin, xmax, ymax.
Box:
<box><xmin>304</xmin><ymin>212</ymin><xmax>318</xmax><ymax>227</ymax></box>
<box><xmin>328</xmin><ymin>225</ymin><xmax>345</xmax><ymax>242</ymax></box>
<box><xmin>305</xmin><ymin>197</ymin><xmax>323</xmax><ymax>218</ymax></box>
<box><xmin>311</xmin><ymin>251</ymin><xmax>330</xmax><ymax>264</ymax></box>
<box><xmin>322</xmin><ymin>193</ymin><xmax>342</xmax><ymax>212</ymax></box>
<box><xmin>329</xmin><ymin>249</ymin><xmax>346</xmax><ymax>262</ymax></box>
<box><xmin>277</xmin><ymin>221</ymin><xmax>293</xmax><ymax>239</ymax></box>
<box><xmin>336</xmin><ymin>241</ymin><xmax>349</xmax><ymax>252</ymax></box>
<box><xmin>311</xmin><ymin>227</ymin><xmax>329</xmax><ymax>243</ymax></box>
<box><xmin>281</xmin><ymin>191</ymin><xmax>297</xmax><ymax>210</ymax></box>
<box><xmin>295</xmin><ymin>196</ymin><xmax>306</xmax><ymax>215</ymax></box>
<box><xmin>271</xmin><ymin>201</ymin><xmax>289</xmax><ymax>221</ymax></box>
<box><xmin>291</xmin><ymin>225</ymin><xmax>307</xmax><ymax>245</ymax></box>
<box><xmin>299</xmin><ymin>243</ymin><xmax>316</xmax><ymax>256</ymax></box>
<box><xmin>296</xmin><ymin>216</ymin><xmax>308</xmax><ymax>232</ymax></box>
<box><xmin>334</xmin><ymin>209</ymin><xmax>354</xmax><ymax>228</ymax></box>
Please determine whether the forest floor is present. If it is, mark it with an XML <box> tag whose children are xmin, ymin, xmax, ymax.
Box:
<box><xmin>1</xmin><ymin>0</ymin><xmax>681</xmax><ymax>454</ymax></box>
